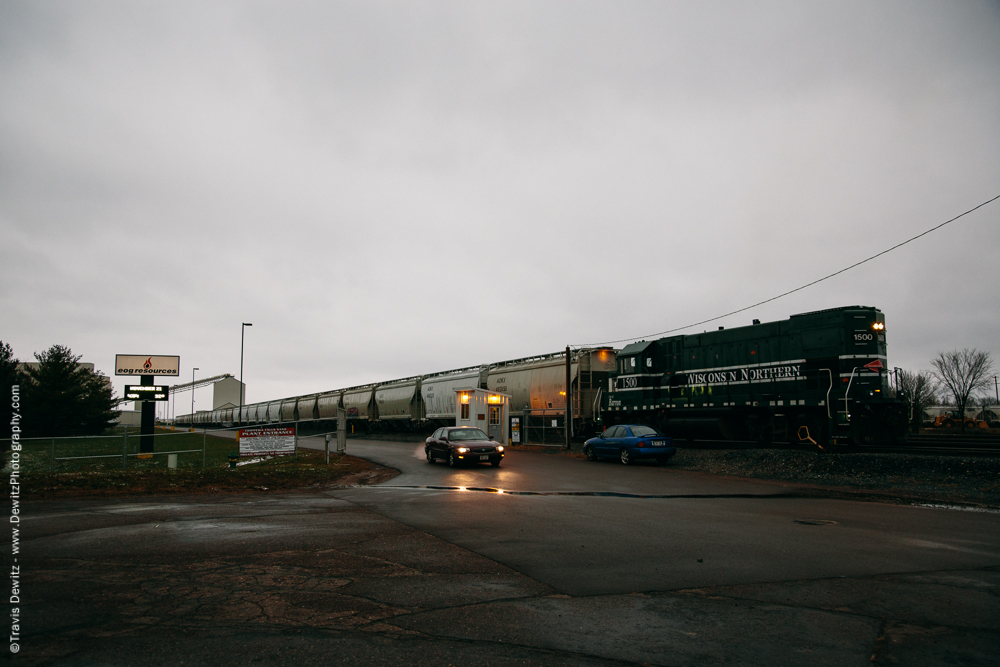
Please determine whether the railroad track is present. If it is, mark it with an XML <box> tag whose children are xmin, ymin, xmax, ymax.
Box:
<box><xmin>678</xmin><ymin>434</ymin><xmax>1000</xmax><ymax>457</ymax></box>
<box><xmin>861</xmin><ymin>433</ymin><xmax>1000</xmax><ymax>456</ymax></box>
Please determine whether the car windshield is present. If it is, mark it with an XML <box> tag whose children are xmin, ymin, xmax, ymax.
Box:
<box><xmin>448</xmin><ymin>428</ymin><xmax>490</xmax><ymax>441</ymax></box>
<box><xmin>629</xmin><ymin>425</ymin><xmax>660</xmax><ymax>437</ymax></box>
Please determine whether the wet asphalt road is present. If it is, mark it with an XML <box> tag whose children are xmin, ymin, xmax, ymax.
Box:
<box><xmin>14</xmin><ymin>437</ymin><xmax>1000</xmax><ymax>666</ymax></box>
<box><xmin>317</xmin><ymin>438</ymin><xmax>1000</xmax><ymax>597</ymax></box>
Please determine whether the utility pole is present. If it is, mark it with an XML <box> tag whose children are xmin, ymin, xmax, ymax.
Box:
<box><xmin>191</xmin><ymin>368</ymin><xmax>199</xmax><ymax>428</ymax></box>
<box><xmin>240</xmin><ymin>322</ymin><xmax>252</xmax><ymax>424</ymax></box>
<box><xmin>565</xmin><ymin>345</ymin><xmax>571</xmax><ymax>451</ymax></box>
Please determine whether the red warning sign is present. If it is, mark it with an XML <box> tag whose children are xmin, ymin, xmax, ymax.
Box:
<box><xmin>863</xmin><ymin>359</ymin><xmax>884</xmax><ymax>371</ymax></box>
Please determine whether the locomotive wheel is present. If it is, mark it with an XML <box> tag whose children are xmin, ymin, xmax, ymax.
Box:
<box><xmin>746</xmin><ymin>413</ymin><xmax>774</xmax><ymax>446</ymax></box>
<box><xmin>850</xmin><ymin>416</ymin><xmax>879</xmax><ymax>446</ymax></box>
<box><xmin>883</xmin><ymin>407</ymin><xmax>909</xmax><ymax>443</ymax></box>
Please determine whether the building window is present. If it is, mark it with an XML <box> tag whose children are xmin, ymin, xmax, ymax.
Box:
<box><xmin>461</xmin><ymin>404</ymin><xmax>470</xmax><ymax>420</ymax></box>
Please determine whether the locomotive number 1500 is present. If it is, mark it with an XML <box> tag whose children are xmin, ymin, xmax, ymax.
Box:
<box><xmin>854</xmin><ymin>333</ymin><xmax>874</xmax><ymax>342</ymax></box>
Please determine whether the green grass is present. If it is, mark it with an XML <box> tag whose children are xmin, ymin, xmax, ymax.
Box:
<box><xmin>3</xmin><ymin>429</ymin><xmax>385</xmax><ymax>499</ymax></box>
<box><xmin>18</xmin><ymin>447</ymin><xmax>381</xmax><ymax>499</ymax></box>
<box><xmin>6</xmin><ymin>428</ymin><xmax>244</xmax><ymax>473</ymax></box>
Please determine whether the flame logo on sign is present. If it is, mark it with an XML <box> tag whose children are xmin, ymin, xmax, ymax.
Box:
<box><xmin>143</xmin><ymin>357</ymin><xmax>152</xmax><ymax>370</ymax></box>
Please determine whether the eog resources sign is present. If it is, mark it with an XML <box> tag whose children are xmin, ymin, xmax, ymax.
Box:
<box><xmin>238</xmin><ymin>426</ymin><xmax>296</xmax><ymax>457</ymax></box>
<box><xmin>115</xmin><ymin>354</ymin><xmax>180</xmax><ymax>376</ymax></box>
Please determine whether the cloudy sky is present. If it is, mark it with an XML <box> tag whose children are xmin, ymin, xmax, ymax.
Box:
<box><xmin>2</xmin><ymin>0</ymin><xmax>998</xmax><ymax>415</ymax></box>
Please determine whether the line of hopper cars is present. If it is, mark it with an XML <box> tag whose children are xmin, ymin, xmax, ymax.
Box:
<box><xmin>177</xmin><ymin>305</ymin><xmax>910</xmax><ymax>446</ymax></box>
<box><xmin>179</xmin><ymin>347</ymin><xmax>618</xmax><ymax>438</ymax></box>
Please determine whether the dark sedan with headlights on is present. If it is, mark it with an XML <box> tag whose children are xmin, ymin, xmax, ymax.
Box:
<box><xmin>425</xmin><ymin>426</ymin><xmax>505</xmax><ymax>467</ymax></box>
<box><xmin>583</xmin><ymin>424</ymin><xmax>676</xmax><ymax>465</ymax></box>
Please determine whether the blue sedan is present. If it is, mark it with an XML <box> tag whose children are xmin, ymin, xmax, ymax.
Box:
<box><xmin>583</xmin><ymin>425</ymin><xmax>676</xmax><ymax>465</ymax></box>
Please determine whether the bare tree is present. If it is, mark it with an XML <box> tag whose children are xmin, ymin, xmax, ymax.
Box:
<box><xmin>930</xmin><ymin>349</ymin><xmax>995</xmax><ymax>432</ymax></box>
<box><xmin>896</xmin><ymin>369</ymin><xmax>937</xmax><ymax>434</ymax></box>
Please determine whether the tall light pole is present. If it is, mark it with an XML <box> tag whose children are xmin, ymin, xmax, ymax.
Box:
<box><xmin>240</xmin><ymin>323</ymin><xmax>252</xmax><ymax>424</ymax></box>
<box><xmin>191</xmin><ymin>367</ymin><xmax>199</xmax><ymax>427</ymax></box>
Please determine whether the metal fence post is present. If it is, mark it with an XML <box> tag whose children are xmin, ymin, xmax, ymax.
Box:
<box><xmin>51</xmin><ymin>436</ymin><xmax>55</xmax><ymax>472</ymax></box>
<box><xmin>337</xmin><ymin>408</ymin><xmax>346</xmax><ymax>454</ymax></box>
<box><xmin>202</xmin><ymin>428</ymin><xmax>206</xmax><ymax>468</ymax></box>
<box><xmin>122</xmin><ymin>427</ymin><xmax>128</xmax><ymax>470</ymax></box>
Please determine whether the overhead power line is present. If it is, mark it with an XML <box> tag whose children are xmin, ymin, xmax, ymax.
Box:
<box><xmin>575</xmin><ymin>192</ymin><xmax>1000</xmax><ymax>349</ymax></box>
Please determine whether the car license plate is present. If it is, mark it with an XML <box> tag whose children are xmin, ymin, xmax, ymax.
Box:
<box><xmin>652</xmin><ymin>440</ymin><xmax>666</xmax><ymax>447</ymax></box>
<box><xmin>480</xmin><ymin>455</ymin><xmax>489</xmax><ymax>460</ymax></box>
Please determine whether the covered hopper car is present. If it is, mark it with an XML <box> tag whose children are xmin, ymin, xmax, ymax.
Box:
<box><xmin>182</xmin><ymin>348</ymin><xmax>617</xmax><ymax>439</ymax></box>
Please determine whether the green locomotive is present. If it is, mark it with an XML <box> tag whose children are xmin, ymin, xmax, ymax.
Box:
<box><xmin>601</xmin><ymin>305</ymin><xmax>909</xmax><ymax>447</ymax></box>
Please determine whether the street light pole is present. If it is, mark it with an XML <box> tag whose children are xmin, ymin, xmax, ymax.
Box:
<box><xmin>191</xmin><ymin>367</ymin><xmax>199</xmax><ymax>427</ymax></box>
<box><xmin>240</xmin><ymin>323</ymin><xmax>252</xmax><ymax>424</ymax></box>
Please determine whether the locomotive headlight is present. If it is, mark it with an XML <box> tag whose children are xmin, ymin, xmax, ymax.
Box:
<box><xmin>871</xmin><ymin>322</ymin><xmax>885</xmax><ymax>331</ymax></box>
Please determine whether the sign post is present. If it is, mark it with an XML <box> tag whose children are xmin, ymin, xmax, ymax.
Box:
<box><xmin>337</xmin><ymin>408</ymin><xmax>347</xmax><ymax>453</ymax></box>
<box><xmin>115</xmin><ymin>354</ymin><xmax>181</xmax><ymax>458</ymax></box>
<box><xmin>116</xmin><ymin>355</ymin><xmax>180</xmax><ymax>454</ymax></box>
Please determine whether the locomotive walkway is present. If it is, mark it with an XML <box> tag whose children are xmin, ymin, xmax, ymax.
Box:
<box><xmin>14</xmin><ymin>439</ymin><xmax>1000</xmax><ymax>666</ymax></box>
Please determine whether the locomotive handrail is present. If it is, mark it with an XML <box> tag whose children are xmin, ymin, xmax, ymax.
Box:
<box><xmin>821</xmin><ymin>368</ymin><xmax>833</xmax><ymax>419</ymax></box>
<box><xmin>842</xmin><ymin>367</ymin><xmax>860</xmax><ymax>420</ymax></box>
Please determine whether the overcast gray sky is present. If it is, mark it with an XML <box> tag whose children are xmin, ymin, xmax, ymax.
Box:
<box><xmin>2</xmin><ymin>0</ymin><xmax>998</xmax><ymax>414</ymax></box>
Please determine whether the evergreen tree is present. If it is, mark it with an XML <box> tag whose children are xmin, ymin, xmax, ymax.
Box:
<box><xmin>20</xmin><ymin>345</ymin><xmax>118</xmax><ymax>437</ymax></box>
<box><xmin>1</xmin><ymin>342</ymin><xmax>19</xmax><ymax>456</ymax></box>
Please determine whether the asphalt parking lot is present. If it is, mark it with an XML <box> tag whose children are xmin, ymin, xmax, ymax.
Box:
<box><xmin>11</xmin><ymin>439</ymin><xmax>1000</xmax><ymax>666</ymax></box>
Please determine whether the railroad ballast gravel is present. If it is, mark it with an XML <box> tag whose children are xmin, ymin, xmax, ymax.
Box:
<box><xmin>669</xmin><ymin>448</ymin><xmax>1000</xmax><ymax>507</ymax></box>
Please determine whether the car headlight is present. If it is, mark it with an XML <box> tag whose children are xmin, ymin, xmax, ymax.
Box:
<box><xmin>496</xmin><ymin>446</ymin><xmax>504</xmax><ymax>452</ymax></box>
<box><xmin>457</xmin><ymin>447</ymin><xmax>469</xmax><ymax>453</ymax></box>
